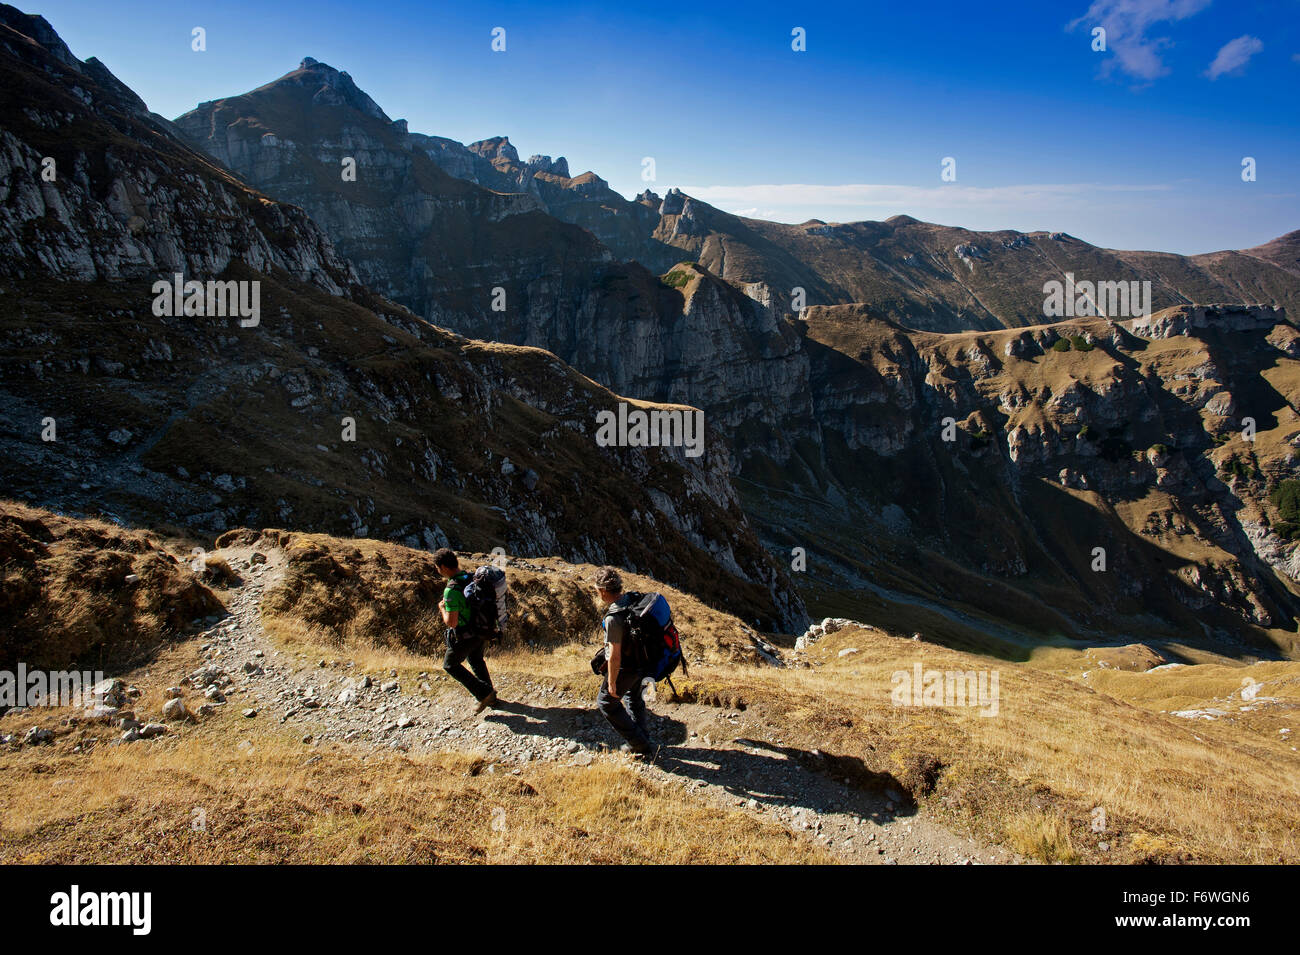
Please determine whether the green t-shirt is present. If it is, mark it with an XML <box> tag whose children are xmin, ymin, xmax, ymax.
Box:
<box><xmin>443</xmin><ymin>572</ymin><xmax>471</xmax><ymax>627</ymax></box>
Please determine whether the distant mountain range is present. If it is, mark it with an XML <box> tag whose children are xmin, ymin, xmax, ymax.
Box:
<box><xmin>175</xmin><ymin>57</ymin><xmax>1300</xmax><ymax>333</ymax></box>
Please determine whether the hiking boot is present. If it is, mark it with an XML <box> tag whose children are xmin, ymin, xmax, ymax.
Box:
<box><xmin>475</xmin><ymin>691</ymin><xmax>498</xmax><ymax>714</ymax></box>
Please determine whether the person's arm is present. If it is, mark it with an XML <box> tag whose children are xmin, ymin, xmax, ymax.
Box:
<box><xmin>606</xmin><ymin>639</ymin><xmax>622</xmax><ymax>697</ymax></box>
<box><xmin>438</xmin><ymin>588</ymin><xmax>460</xmax><ymax>628</ymax></box>
<box><xmin>605</xmin><ymin>614</ymin><xmax>625</xmax><ymax>694</ymax></box>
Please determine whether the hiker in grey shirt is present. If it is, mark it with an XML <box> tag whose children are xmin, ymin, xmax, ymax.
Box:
<box><xmin>593</xmin><ymin>566</ymin><xmax>652</xmax><ymax>755</ymax></box>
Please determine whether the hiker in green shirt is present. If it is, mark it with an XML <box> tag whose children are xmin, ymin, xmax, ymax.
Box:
<box><xmin>435</xmin><ymin>548</ymin><xmax>498</xmax><ymax>713</ymax></box>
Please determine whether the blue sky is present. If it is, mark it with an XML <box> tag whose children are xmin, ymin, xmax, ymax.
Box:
<box><xmin>30</xmin><ymin>0</ymin><xmax>1300</xmax><ymax>254</ymax></box>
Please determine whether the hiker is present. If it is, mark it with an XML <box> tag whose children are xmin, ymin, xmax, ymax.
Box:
<box><xmin>593</xmin><ymin>567</ymin><xmax>653</xmax><ymax>756</ymax></box>
<box><xmin>435</xmin><ymin>548</ymin><xmax>498</xmax><ymax>713</ymax></box>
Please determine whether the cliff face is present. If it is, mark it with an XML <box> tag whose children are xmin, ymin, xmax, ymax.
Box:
<box><xmin>790</xmin><ymin>303</ymin><xmax>1300</xmax><ymax>651</ymax></box>
<box><xmin>0</xmin><ymin>12</ymin><xmax>807</xmax><ymax>631</ymax></box>
<box><xmin>0</xmin><ymin>24</ymin><xmax>355</xmax><ymax>291</ymax></box>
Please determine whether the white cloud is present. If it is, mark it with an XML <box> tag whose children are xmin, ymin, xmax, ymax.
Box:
<box><xmin>1205</xmin><ymin>34</ymin><xmax>1264</xmax><ymax>79</ymax></box>
<box><xmin>1068</xmin><ymin>0</ymin><xmax>1213</xmax><ymax>81</ymax></box>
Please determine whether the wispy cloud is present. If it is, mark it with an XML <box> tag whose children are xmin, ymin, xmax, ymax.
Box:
<box><xmin>1068</xmin><ymin>0</ymin><xmax>1213</xmax><ymax>81</ymax></box>
<box><xmin>1206</xmin><ymin>34</ymin><xmax>1263</xmax><ymax>79</ymax></box>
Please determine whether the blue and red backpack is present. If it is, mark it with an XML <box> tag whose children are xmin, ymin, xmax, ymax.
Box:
<box><xmin>604</xmin><ymin>591</ymin><xmax>687</xmax><ymax>684</ymax></box>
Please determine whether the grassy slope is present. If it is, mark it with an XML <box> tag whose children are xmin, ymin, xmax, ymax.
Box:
<box><xmin>3</xmin><ymin>504</ymin><xmax>1297</xmax><ymax>864</ymax></box>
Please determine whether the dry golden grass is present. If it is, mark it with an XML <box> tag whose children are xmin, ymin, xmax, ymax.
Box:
<box><xmin>0</xmin><ymin>722</ymin><xmax>833</xmax><ymax>865</ymax></box>
<box><xmin>0</xmin><ymin>500</ymin><xmax>222</xmax><ymax>670</ymax></box>
<box><xmin>787</xmin><ymin>628</ymin><xmax>1300</xmax><ymax>862</ymax></box>
<box><xmin>248</xmin><ymin>530</ymin><xmax>774</xmax><ymax>666</ymax></box>
<box><xmin>250</xmin><ymin>614</ymin><xmax>1300</xmax><ymax>863</ymax></box>
<box><xmin>1005</xmin><ymin>811</ymin><xmax>1080</xmax><ymax>864</ymax></box>
<box><xmin>5</xmin><ymin>510</ymin><xmax>1298</xmax><ymax>865</ymax></box>
<box><xmin>246</xmin><ymin>538</ymin><xmax>1300</xmax><ymax>864</ymax></box>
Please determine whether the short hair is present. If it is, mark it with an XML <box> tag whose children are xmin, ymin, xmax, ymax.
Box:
<box><xmin>432</xmin><ymin>548</ymin><xmax>458</xmax><ymax>571</ymax></box>
<box><xmin>594</xmin><ymin>566</ymin><xmax>623</xmax><ymax>594</ymax></box>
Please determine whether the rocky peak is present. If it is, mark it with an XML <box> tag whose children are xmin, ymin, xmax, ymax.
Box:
<box><xmin>660</xmin><ymin>187</ymin><xmax>687</xmax><ymax>216</ymax></box>
<box><xmin>525</xmin><ymin>154</ymin><xmax>570</xmax><ymax>178</ymax></box>
<box><xmin>469</xmin><ymin>136</ymin><xmax>520</xmax><ymax>164</ymax></box>
<box><xmin>277</xmin><ymin>56</ymin><xmax>390</xmax><ymax>122</ymax></box>
<box><xmin>0</xmin><ymin>4</ymin><xmax>80</xmax><ymax>71</ymax></box>
<box><xmin>0</xmin><ymin>20</ymin><xmax>356</xmax><ymax>289</ymax></box>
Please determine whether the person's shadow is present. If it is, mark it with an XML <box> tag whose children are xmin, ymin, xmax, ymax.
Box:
<box><xmin>487</xmin><ymin>699</ymin><xmax>690</xmax><ymax>747</ymax></box>
<box><xmin>487</xmin><ymin>701</ymin><xmax>914</xmax><ymax>824</ymax></box>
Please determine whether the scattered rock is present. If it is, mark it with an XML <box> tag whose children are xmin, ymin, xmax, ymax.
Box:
<box><xmin>23</xmin><ymin>726</ymin><xmax>54</xmax><ymax>746</ymax></box>
<box><xmin>85</xmin><ymin>678</ymin><xmax>126</xmax><ymax>709</ymax></box>
<box><xmin>162</xmin><ymin>698</ymin><xmax>190</xmax><ymax>721</ymax></box>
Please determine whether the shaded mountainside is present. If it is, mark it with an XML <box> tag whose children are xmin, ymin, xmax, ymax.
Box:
<box><xmin>0</xmin><ymin>10</ymin><xmax>805</xmax><ymax>631</ymax></box>
<box><xmin>173</xmin><ymin>63</ymin><xmax>818</xmax><ymax>475</ymax></box>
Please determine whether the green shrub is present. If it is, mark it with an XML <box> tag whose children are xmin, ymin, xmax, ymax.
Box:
<box><xmin>1222</xmin><ymin>456</ymin><xmax>1259</xmax><ymax>481</ymax></box>
<box><xmin>1271</xmin><ymin>479</ymin><xmax>1300</xmax><ymax>522</ymax></box>
<box><xmin>661</xmin><ymin>269</ymin><xmax>693</xmax><ymax>289</ymax></box>
<box><xmin>1051</xmin><ymin>338</ymin><xmax>1071</xmax><ymax>352</ymax></box>
<box><xmin>1070</xmin><ymin>335</ymin><xmax>1094</xmax><ymax>351</ymax></box>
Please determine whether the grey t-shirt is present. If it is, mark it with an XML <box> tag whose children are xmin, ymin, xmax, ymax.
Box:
<box><xmin>603</xmin><ymin>594</ymin><xmax>634</xmax><ymax>660</ymax></box>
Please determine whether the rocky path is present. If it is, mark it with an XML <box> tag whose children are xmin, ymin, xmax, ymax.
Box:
<box><xmin>188</xmin><ymin>544</ymin><xmax>1016</xmax><ymax>865</ymax></box>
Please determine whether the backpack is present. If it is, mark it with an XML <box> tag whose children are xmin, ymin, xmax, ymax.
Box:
<box><xmin>605</xmin><ymin>591</ymin><xmax>687</xmax><ymax>684</ymax></box>
<box><xmin>460</xmin><ymin>564</ymin><xmax>508</xmax><ymax>639</ymax></box>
